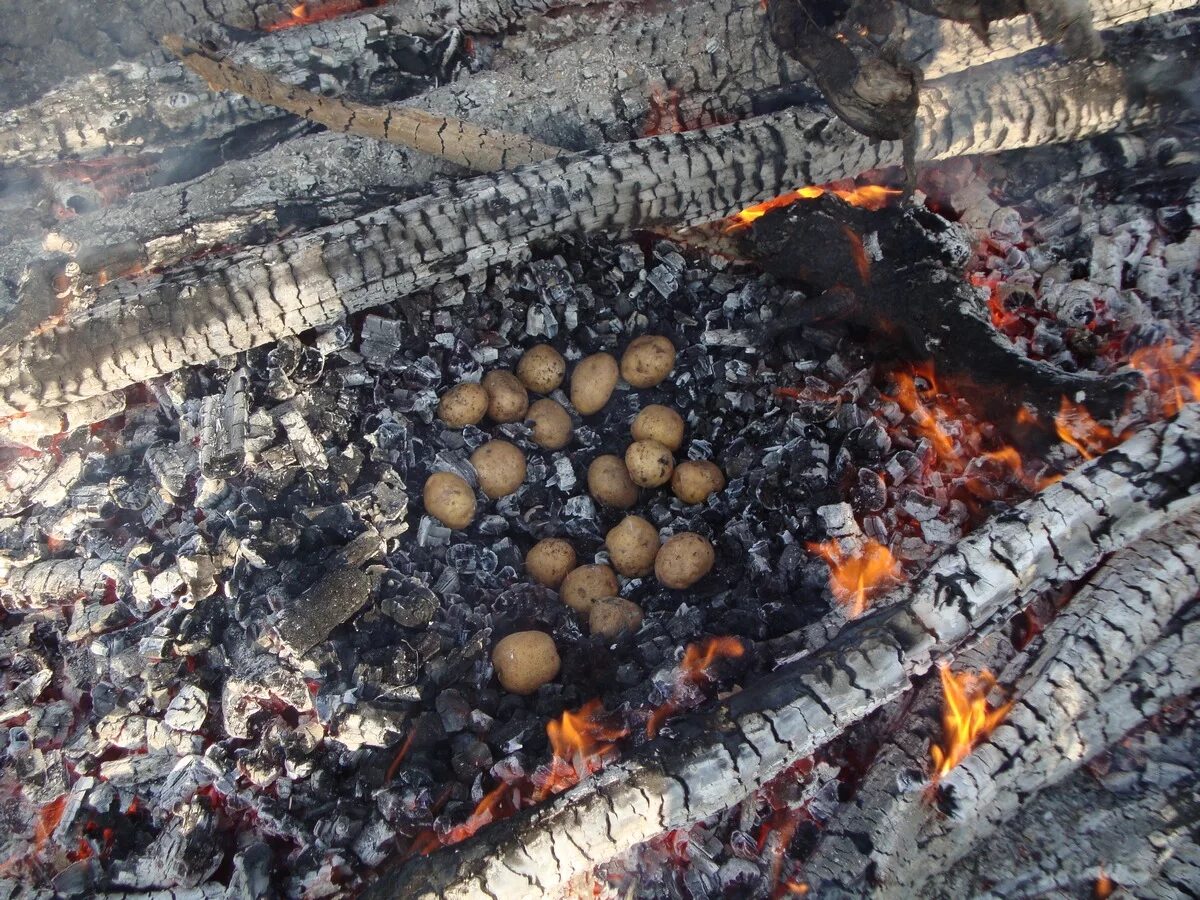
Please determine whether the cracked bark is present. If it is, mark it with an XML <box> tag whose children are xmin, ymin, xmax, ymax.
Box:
<box><xmin>801</xmin><ymin>500</ymin><xmax>1200</xmax><ymax>895</ymax></box>
<box><xmin>2</xmin><ymin>28</ymin><xmax>1185</xmax><ymax>416</ymax></box>
<box><xmin>362</xmin><ymin>406</ymin><xmax>1200</xmax><ymax>899</ymax></box>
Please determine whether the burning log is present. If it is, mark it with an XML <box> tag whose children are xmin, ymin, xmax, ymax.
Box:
<box><xmin>800</xmin><ymin>501</ymin><xmax>1200</xmax><ymax>894</ymax></box>
<box><xmin>735</xmin><ymin>193</ymin><xmax>1136</xmax><ymax>418</ymax></box>
<box><xmin>3</xmin><ymin>26</ymin><xmax>1189</xmax><ymax>417</ymax></box>
<box><xmin>365</xmin><ymin>406</ymin><xmax>1200</xmax><ymax>898</ymax></box>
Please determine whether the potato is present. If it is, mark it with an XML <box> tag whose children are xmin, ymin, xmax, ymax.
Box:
<box><xmin>516</xmin><ymin>344</ymin><xmax>567</xmax><ymax>394</ymax></box>
<box><xmin>589</xmin><ymin>597</ymin><xmax>644</xmax><ymax>639</ymax></box>
<box><xmin>559</xmin><ymin>564</ymin><xmax>619</xmax><ymax>615</ymax></box>
<box><xmin>470</xmin><ymin>440</ymin><xmax>527</xmax><ymax>499</ymax></box>
<box><xmin>483</xmin><ymin>370</ymin><xmax>529</xmax><ymax>423</ymax></box>
<box><xmin>671</xmin><ymin>460</ymin><xmax>726</xmax><ymax>505</ymax></box>
<box><xmin>526</xmin><ymin>538</ymin><xmax>577</xmax><ymax>589</ymax></box>
<box><xmin>587</xmin><ymin>454</ymin><xmax>639</xmax><ymax>509</ymax></box>
<box><xmin>492</xmin><ymin>631</ymin><xmax>561</xmax><ymax>695</ymax></box>
<box><xmin>625</xmin><ymin>440</ymin><xmax>675</xmax><ymax>488</ymax></box>
<box><xmin>631</xmin><ymin>404</ymin><xmax>684</xmax><ymax>451</ymax></box>
<box><xmin>570</xmin><ymin>352</ymin><xmax>619</xmax><ymax>415</ymax></box>
<box><xmin>605</xmin><ymin>515</ymin><xmax>661</xmax><ymax>577</ymax></box>
<box><xmin>437</xmin><ymin>382</ymin><xmax>489</xmax><ymax>429</ymax></box>
<box><xmin>423</xmin><ymin>471</ymin><xmax>476</xmax><ymax>530</ymax></box>
<box><xmin>620</xmin><ymin>335</ymin><xmax>676</xmax><ymax>389</ymax></box>
<box><xmin>655</xmin><ymin>532</ymin><xmax>715</xmax><ymax>589</ymax></box>
<box><xmin>527</xmin><ymin>398</ymin><xmax>572</xmax><ymax>450</ymax></box>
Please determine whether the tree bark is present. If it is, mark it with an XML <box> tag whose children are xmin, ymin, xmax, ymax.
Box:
<box><xmin>363</xmin><ymin>407</ymin><xmax>1200</xmax><ymax>899</ymax></box>
<box><xmin>1</xmin><ymin>32</ymin><xmax>1178</xmax><ymax>416</ymax></box>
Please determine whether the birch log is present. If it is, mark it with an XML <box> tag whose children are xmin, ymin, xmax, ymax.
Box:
<box><xmin>363</xmin><ymin>406</ymin><xmax>1200</xmax><ymax>899</ymax></box>
<box><xmin>1</xmin><ymin>31</ymin><xmax>1183</xmax><ymax>415</ymax></box>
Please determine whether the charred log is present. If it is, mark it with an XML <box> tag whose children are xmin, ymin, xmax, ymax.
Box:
<box><xmin>736</xmin><ymin>195</ymin><xmax>1136</xmax><ymax>418</ymax></box>
<box><xmin>367</xmin><ymin>407</ymin><xmax>1200</xmax><ymax>898</ymax></box>
<box><xmin>2</xmin><ymin>30</ymin><xmax>1185</xmax><ymax>417</ymax></box>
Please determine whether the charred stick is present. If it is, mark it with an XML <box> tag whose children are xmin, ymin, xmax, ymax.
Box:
<box><xmin>367</xmin><ymin>407</ymin><xmax>1200</xmax><ymax>899</ymax></box>
<box><xmin>165</xmin><ymin>35</ymin><xmax>565</xmax><ymax>171</ymax></box>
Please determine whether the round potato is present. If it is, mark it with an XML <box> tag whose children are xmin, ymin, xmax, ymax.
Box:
<box><xmin>437</xmin><ymin>382</ymin><xmax>489</xmax><ymax>429</ymax></box>
<box><xmin>516</xmin><ymin>344</ymin><xmax>567</xmax><ymax>394</ymax></box>
<box><xmin>620</xmin><ymin>335</ymin><xmax>676</xmax><ymax>389</ymax></box>
<box><xmin>605</xmin><ymin>516</ymin><xmax>661</xmax><ymax>577</ymax></box>
<box><xmin>470</xmin><ymin>440</ymin><xmax>527</xmax><ymax>499</ymax></box>
<box><xmin>492</xmin><ymin>631</ymin><xmax>561</xmax><ymax>695</ymax></box>
<box><xmin>625</xmin><ymin>440</ymin><xmax>675</xmax><ymax>488</ymax></box>
<box><xmin>559</xmin><ymin>564</ymin><xmax>619</xmax><ymax>615</ymax></box>
<box><xmin>655</xmin><ymin>532</ymin><xmax>715</xmax><ymax>589</ymax></box>
<box><xmin>570</xmin><ymin>352</ymin><xmax>619</xmax><ymax>415</ymax></box>
<box><xmin>631</xmin><ymin>404</ymin><xmax>684</xmax><ymax>451</ymax></box>
<box><xmin>671</xmin><ymin>460</ymin><xmax>726</xmax><ymax>505</ymax></box>
<box><xmin>423</xmin><ymin>471</ymin><xmax>476</xmax><ymax>530</ymax></box>
<box><xmin>482</xmin><ymin>370</ymin><xmax>529</xmax><ymax>424</ymax></box>
<box><xmin>589</xmin><ymin>597</ymin><xmax>644</xmax><ymax>639</ymax></box>
<box><xmin>527</xmin><ymin>398</ymin><xmax>572</xmax><ymax>450</ymax></box>
<box><xmin>587</xmin><ymin>454</ymin><xmax>638</xmax><ymax>509</ymax></box>
<box><xmin>526</xmin><ymin>538</ymin><xmax>577</xmax><ymax>589</ymax></box>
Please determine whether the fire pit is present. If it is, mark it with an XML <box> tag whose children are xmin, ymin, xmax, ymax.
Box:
<box><xmin>1</xmin><ymin>1</ymin><xmax>1199</xmax><ymax>897</ymax></box>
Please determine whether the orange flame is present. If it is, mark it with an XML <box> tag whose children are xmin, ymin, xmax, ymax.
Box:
<box><xmin>806</xmin><ymin>539</ymin><xmax>902</xmax><ymax>619</ymax></box>
<box><xmin>726</xmin><ymin>183</ymin><xmax>901</xmax><ymax>231</ymax></box>
<box><xmin>1054</xmin><ymin>397</ymin><xmax>1117</xmax><ymax>460</ymax></box>
<box><xmin>841</xmin><ymin>225</ymin><xmax>871</xmax><ymax>283</ymax></box>
<box><xmin>264</xmin><ymin>0</ymin><xmax>379</xmax><ymax>30</ymax></box>
<box><xmin>1129</xmin><ymin>339</ymin><xmax>1200</xmax><ymax>417</ymax></box>
<box><xmin>1094</xmin><ymin>866</ymin><xmax>1115</xmax><ymax>899</ymax></box>
<box><xmin>890</xmin><ymin>364</ymin><xmax>959</xmax><ymax>464</ymax></box>
<box><xmin>534</xmin><ymin>700</ymin><xmax>628</xmax><ymax>801</ymax></box>
<box><xmin>647</xmin><ymin>637</ymin><xmax>744</xmax><ymax>738</ymax></box>
<box><xmin>930</xmin><ymin>663</ymin><xmax>1013</xmax><ymax>780</ymax></box>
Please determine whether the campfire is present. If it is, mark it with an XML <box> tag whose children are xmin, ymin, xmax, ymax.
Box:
<box><xmin>2</xmin><ymin>0</ymin><xmax>1200</xmax><ymax>898</ymax></box>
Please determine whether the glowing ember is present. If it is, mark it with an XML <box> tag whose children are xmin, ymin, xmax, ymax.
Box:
<box><xmin>930</xmin><ymin>663</ymin><xmax>1013</xmax><ymax>780</ymax></box>
<box><xmin>1054</xmin><ymin>397</ymin><xmax>1117</xmax><ymax>461</ymax></box>
<box><xmin>264</xmin><ymin>0</ymin><xmax>382</xmax><ymax>30</ymax></box>
<box><xmin>1129</xmin><ymin>339</ymin><xmax>1200</xmax><ymax>417</ymax></box>
<box><xmin>1093</xmin><ymin>866</ymin><xmax>1116</xmax><ymax>899</ymax></box>
<box><xmin>889</xmin><ymin>364</ymin><xmax>959</xmax><ymax>464</ymax></box>
<box><xmin>647</xmin><ymin>637</ymin><xmax>744</xmax><ymax>738</ymax></box>
<box><xmin>725</xmin><ymin>183</ymin><xmax>901</xmax><ymax>231</ymax></box>
<box><xmin>806</xmin><ymin>539</ymin><xmax>902</xmax><ymax>619</ymax></box>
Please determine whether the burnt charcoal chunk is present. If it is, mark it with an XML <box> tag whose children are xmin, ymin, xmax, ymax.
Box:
<box><xmin>436</xmin><ymin>690</ymin><xmax>471</xmax><ymax>734</ymax></box>
<box><xmin>451</xmin><ymin>735</ymin><xmax>493</xmax><ymax>779</ymax></box>
<box><xmin>275</xmin><ymin>567</ymin><xmax>379</xmax><ymax>656</ymax></box>
<box><xmin>850</xmin><ymin>468</ymin><xmax>888</xmax><ymax>513</ymax></box>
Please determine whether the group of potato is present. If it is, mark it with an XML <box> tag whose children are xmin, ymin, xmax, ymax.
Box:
<box><xmin>423</xmin><ymin>336</ymin><xmax>725</xmax><ymax>695</ymax></box>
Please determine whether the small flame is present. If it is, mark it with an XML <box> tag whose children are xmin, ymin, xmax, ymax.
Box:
<box><xmin>1094</xmin><ymin>865</ymin><xmax>1115</xmax><ymax>899</ymax></box>
<box><xmin>1054</xmin><ymin>397</ymin><xmax>1117</xmax><ymax>461</ymax></box>
<box><xmin>890</xmin><ymin>364</ymin><xmax>959</xmax><ymax>464</ymax></box>
<box><xmin>264</xmin><ymin>0</ymin><xmax>380</xmax><ymax>30</ymax></box>
<box><xmin>725</xmin><ymin>183</ymin><xmax>901</xmax><ymax>231</ymax></box>
<box><xmin>1129</xmin><ymin>339</ymin><xmax>1200</xmax><ymax>417</ymax></box>
<box><xmin>930</xmin><ymin>663</ymin><xmax>1013</xmax><ymax>780</ymax></box>
<box><xmin>806</xmin><ymin>539</ymin><xmax>902</xmax><ymax>619</ymax></box>
<box><xmin>841</xmin><ymin>225</ymin><xmax>871</xmax><ymax>283</ymax></box>
<box><xmin>534</xmin><ymin>700</ymin><xmax>628</xmax><ymax>801</ymax></box>
<box><xmin>647</xmin><ymin>637</ymin><xmax>744</xmax><ymax>738</ymax></box>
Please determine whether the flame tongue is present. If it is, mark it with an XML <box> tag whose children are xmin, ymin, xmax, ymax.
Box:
<box><xmin>930</xmin><ymin>663</ymin><xmax>1013</xmax><ymax>780</ymax></box>
<box><xmin>806</xmin><ymin>539</ymin><xmax>901</xmax><ymax>619</ymax></box>
<box><xmin>726</xmin><ymin>183</ymin><xmax>901</xmax><ymax>231</ymax></box>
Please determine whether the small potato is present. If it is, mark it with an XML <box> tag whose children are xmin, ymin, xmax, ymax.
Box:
<box><xmin>528</xmin><ymin>398</ymin><xmax>572</xmax><ymax>450</ymax></box>
<box><xmin>470</xmin><ymin>440</ymin><xmax>527</xmax><ymax>499</ymax></box>
<box><xmin>559</xmin><ymin>564</ymin><xmax>619</xmax><ymax>615</ymax></box>
<box><xmin>625</xmin><ymin>440</ymin><xmax>675</xmax><ymax>488</ymax></box>
<box><xmin>492</xmin><ymin>631</ymin><xmax>561</xmax><ymax>695</ymax></box>
<box><xmin>437</xmin><ymin>382</ymin><xmax>489</xmax><ymax>429</ymax></box>
<box><xmin>588</xmin><ymin>454</ymin><xmax>639</xmax><ymax>509</ymax></box>
<box><xmin>483</xmin><ymin>370</ymin><xmax>529</xmax><ymax>424</ymax></box>
<box><xmin>589</xmin><ymin>597</ymin><xmax>644</xmax><ymax>639</ymax></box>
<box><xmin>631</xmin><ymin>404</ymin><xmax>684</xmax><ymax>451</ymax></box>
<box><xmin>423</xmin><ymin>471</ymin><xmax>476</xmax><ymax>530</ymax></box>
<box><xmin>671</xmin><ymin>460</ymin><xmax>726</xmax><ymax>505</ymax></box>
<box><xmin>526</xmin><ymin>538</ymin><xmax>577</xmax><ymax>589</ymax></box>
<box><xmin>620</xmin><ymin>335</ymin><xmax>676</xmax><ymax>389</ymax></box>
<box><xmin>570</xmin><ymin>352</ymin><xmax>619</xmax><ymax>415</ymax></box>
<box><xmin>655</xmin><ymin>532</ymin><xmax>715</xmax><ymax>589</ymax></box>
<box><xmin>605</xmin><ymin>515</ymin><xmax>661</xmax><ymax>577</ymax></box>
<box><xmin>516</xmin><ymin>344</ymin><xmax>567</xmax><ymax>394</ymax></box>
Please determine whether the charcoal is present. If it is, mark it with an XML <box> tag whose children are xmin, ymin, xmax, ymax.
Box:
<box><xmin>436</xmin><ymin>689</ymin><xmax>471</xmax><ymax>733</ymax></box>
<box><xmin>274</xmin><ymin>566</ymin><xmax>379</xmax><ymax>657</ymax></box>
